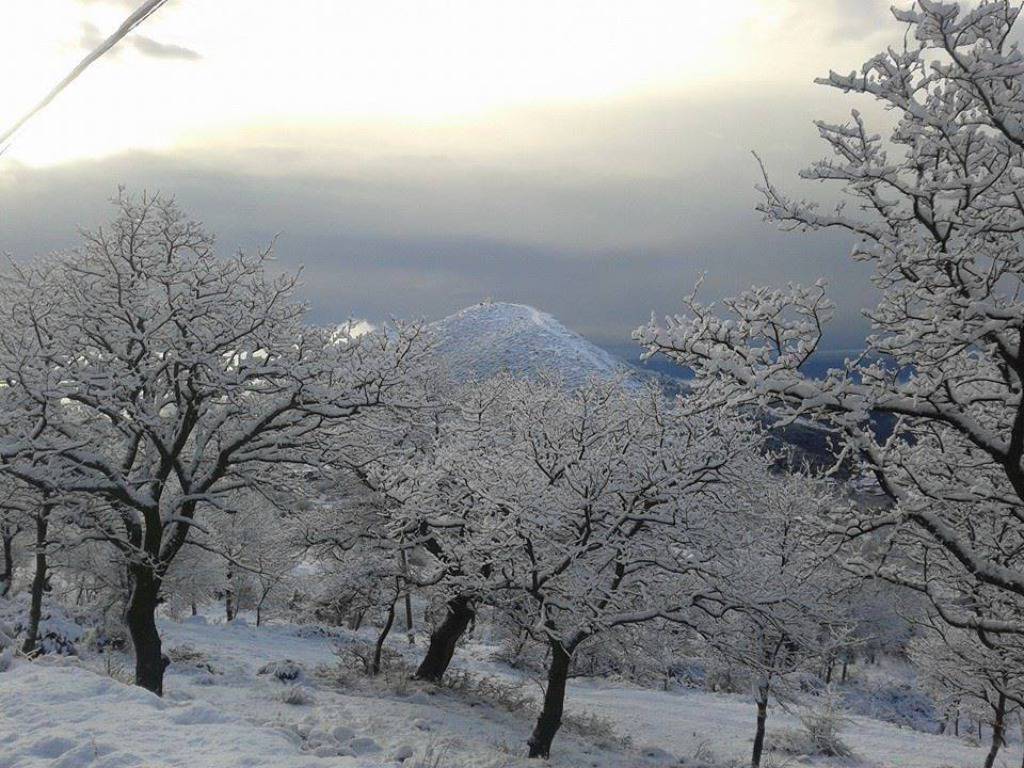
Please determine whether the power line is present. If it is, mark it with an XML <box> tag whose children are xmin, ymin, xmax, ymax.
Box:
<box><xmin>0</xmin><ymin>0</ymin><xmax>171</xmax><ymax>151</ymax></box>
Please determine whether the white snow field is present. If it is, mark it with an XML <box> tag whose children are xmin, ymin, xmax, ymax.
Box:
<box><xmin>0</xmin><ymin>614</ymin><xmax>1015</xmax><ymax>768</ymax></box>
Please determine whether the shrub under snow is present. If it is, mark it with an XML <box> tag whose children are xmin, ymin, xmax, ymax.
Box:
<box><xmin>0</xmin><ymin>595</ymin><xmax>85</xmax><ymax>655</ymax></box>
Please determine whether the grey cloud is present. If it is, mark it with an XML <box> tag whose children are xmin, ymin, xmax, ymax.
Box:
<box><xmin>130</xmin><ymin>33</ymin><xmax>200</xmax><ymax>61</ymax></box>
<box><xmin>0</xmin><ymin>143</ymin><xmax>874</xmax><ymax>354</ymax></box>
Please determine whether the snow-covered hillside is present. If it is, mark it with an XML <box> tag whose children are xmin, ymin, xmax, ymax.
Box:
<box><xmin>429</xmin><ymin>301</ymin><xmax>634</xmax><ymax>387</ymax></box>
<box><xmin>0</xmin><ymin>611</ymin><xmax>1014</xmax><ymax>768</ymax></box>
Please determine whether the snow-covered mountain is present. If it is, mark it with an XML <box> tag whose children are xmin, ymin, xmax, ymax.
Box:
<box><xmin>429</xmin><ymin>301</ymin><xmax>635</xmax><ymax>387</ymax></box>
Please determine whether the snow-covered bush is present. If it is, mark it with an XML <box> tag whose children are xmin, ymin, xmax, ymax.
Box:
<box><xmin>333</xmin><ymin>641</ymin><xmax>405</xmax><ymax>677</ymax></box>
<box><xmin>440</xmin><ymin>670</ymin><xmax>534</xmax><ymax>714</ymax></box>
<box><xmin>0</xmin><ymin>594</ymin><xmax>85</xmax><ymax>655</ymax></box>
<box><xmin>771</xmin><ymin>696</ymin><xmax>853</xmax><ymax>759</ymax></box>
<box><xmin>317</xmin><ymin>642</ymin><xmax>414</xmax><ymax>697</ymax></box>
<box><xmin>257</xmin><ymin>659</ymin><xmax>305</xmax><ymax>683</ymax></box>
<box><xmin>165</xmin><ymin>643</ymin><xmax>218</xmax><ymax>675</ymax></box>
<box><xmin>561</xmin><ymin>710</ymin><xmax>632</xmax><ymax>751</ymax></box>
<box><xmin>278</xmin><ymin>684</ymin><xmax>317</xmax><ymax>706</ymax></box>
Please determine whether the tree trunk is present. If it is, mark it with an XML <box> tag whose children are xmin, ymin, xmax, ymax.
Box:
<box><xmin>125</xmin><ymin>563</ymin><xmax>167</xmax><ymax>696</ymax></box>
<box><xmin>984</xmin><ymin>691</ymin><xmax>1006</xmax><ymax>768</ymax></box>
<box><xmin>400</xmin><ymin>549</ymin><xmax>414</xmax><ymax>644</ymax></box>
<box><xmin>21</xmin><ymin>513</ymin><xmax>49</xmax><ymax>655</ymax></box>
<box><xmin>372</xmin><ymin>593</ymin><xmax>398</xmax><ymax>676</ymax></box>
<box><xmin>403</xmin><ymin>590</ymin><xmax>414</xmax><ymax>644</ymax></box>
<box><xmin>0</xmin><ymin>530</ymin><xmax>15</xmax><ymax>598</ymax></box>
<box><xmin>751</xmin><ymin>682</ymin><xmax>770</xmax><ymax>768</ymax></box>
<box><xmin>1019</xmin><ymin>717</ymin><xmax>1024</xmax><ymax>768</ymax></box>
<box><xmin>224</xmin><ymin>567</ymin><xmax>236</xmax><ymax>622</ymax></box>
<box><xmin>528</xmin><ymin>640</ymin><xmax>573</xmax><ymax>759</ymax></box>
<box><xmin>414</xmin><ymin>593</ymin><xmax>475</xmax><ymax>682</ymax></box>
<box><xmin>256</xmin><ymin>584</ymin><xmax>273</xmax><ymax>628</ymax></box>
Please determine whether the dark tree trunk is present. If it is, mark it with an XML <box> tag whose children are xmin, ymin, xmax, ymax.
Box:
<box><xmin>414</xmin><ymin>593</ymin><xmax>475</xmax><ymax>682</ymax></box>
<box><xmin>400</xmin><ymin>549</ymin><xmax>414</xmax><ymax>644</ymax></box>
<box><xmin>22</xmin><ymin>513</ymin><xmax>49</xmax><ymax>655</ymax></box>
<box><xmin>0</xmin><ymin>530</ymin><xmax>15</xmax><ymax>598</ymax></box>
<box><xmin>984</xmin><ymin>691</ymin><xmax>1006</xmax><ymax>768</ymax></box>
<box><xmin>256</xmin><ymin>583</ymin><xmax>273</xmax><ymax>628</ymax></box>
<box><xmin>751</xmin><ymin>682</ymin><xmax>770</xmax><ymax>767</ymax></box>
<box><xmin>224</xmin><ymin>567</ymin><xmax>236</xmax><ymax>622</ymax></box>
<box><xmin>372</xmin><ymin>592</ymin><xmax>398</xmax><ymax>676</ymax></box>
<box><xmin>403</xmin><ymin>589</ymin><xmax>414</xmax><ymax>644</ymax></box>
<box><xmin>125</xmin><ymin>563</ymin><xmax>167</xmax><ymax>696</ymax></box>
<box><xmin>528</xmin><ymin>640</ymin><xmax>573</xmax><ymax>759</ymax></box>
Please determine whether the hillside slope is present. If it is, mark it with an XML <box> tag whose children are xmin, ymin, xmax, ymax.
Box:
<box><xmin>0</xmin><ymin>609</ymin><xmax>1010</xmax><ymax>768</ymax></box>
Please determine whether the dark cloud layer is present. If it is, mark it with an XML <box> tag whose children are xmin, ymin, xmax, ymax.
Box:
<box><xmin>0</xmin><ymin>120</ymin><xmax>875</xmax><ymax>354</ymax></box>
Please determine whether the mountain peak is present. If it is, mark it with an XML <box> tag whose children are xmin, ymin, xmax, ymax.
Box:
<box><xmin>429</xmin><ymin>301</ymin><xmax>631</xmax><ymax>387</ymax></box>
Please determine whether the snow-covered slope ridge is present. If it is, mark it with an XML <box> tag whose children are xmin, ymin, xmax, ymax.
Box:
<box><xmin>429</xmin><ymin>301</ymin><xmax>632</xmax><ymax>387</ymax></box>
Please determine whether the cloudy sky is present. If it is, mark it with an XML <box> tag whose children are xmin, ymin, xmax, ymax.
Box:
<box><xmin>0</xmin><ymin>0</ymin><xmax>898</xmax><ymax>353</ymax></box>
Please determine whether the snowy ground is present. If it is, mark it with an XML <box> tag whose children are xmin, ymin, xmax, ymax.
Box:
<box><xmin>0</xmin><ymin>613</ymin><xmax>1017</xmax><ymax>768</ymax></box>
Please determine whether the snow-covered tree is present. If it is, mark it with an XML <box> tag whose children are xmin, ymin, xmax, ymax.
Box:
<box><xmin>637</xmin><ymin>1</ymin><xmax>1024</xmax><ymax>661</ymax></box>
<box><xmin>17</xmin><ymin>493</ymin><xmax>59</xmax><ymax>656</ymax></box>
<box><xmin>0</xmin><ymin>386</ymin><xmax>63</xmax><ymax>653</ymax></box>
<box><xmin>385</xmin><ymin>375</ymin><xmax>770</xmax><ymax>758</ymax></box>
<box><xmin>198</xmin><ymin>488</ymin><xmax>304</xmax><ymax>626</ymax></box>
<box><xmin>296</xmin><ymin>354</ymin><xmax>440</xmax><ymax>646</ymax></box>
<box><xmin>706</xmin><ymin>473</ymin><xmax>855</xmax><ymax>768</ymax></box>
<box><xmin>0</xmin><ymin>475</ymin><xmax>29</xmax><ymax>598</ymax></box>
<box><xmin>910</xmin><ymin>618</ymin><xmax>1024</xmax><ymax>768</ymax></box>
<box><xmin>374</xmin><ymin>376</ymin><xmax>508</xmax><ymax>684</ymax></box>
<box><xmin>0</xmin><ymin>192</ymin><xmax>424</xmax><ymax>694</ymax></box>
<box><xmin>151</xmin><ymin>536</ymin><xmax>220</xmax><ymax>619</ymax></box>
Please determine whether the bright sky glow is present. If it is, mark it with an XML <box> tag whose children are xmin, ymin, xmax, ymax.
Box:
<box><xmin>0</xmin><ymin>0</ymin><xmax>869</xmax><ymax>167</ymax></box>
